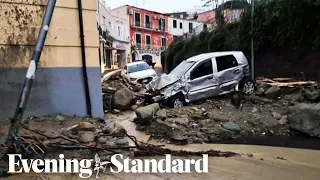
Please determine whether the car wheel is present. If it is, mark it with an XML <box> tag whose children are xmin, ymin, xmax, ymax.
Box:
<box><xmin>241</xmin><ymin>80</ymin><xmax>255</xmax><ymax>95</ymax></box>
<box><xmin>168</xmin><ymin>95</ymin><xmax>184</xmax><ymax>108</ymax></box>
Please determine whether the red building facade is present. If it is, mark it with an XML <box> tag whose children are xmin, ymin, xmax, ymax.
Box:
<box><xmin>127</xmin><ymin>5</ymin><xmax>172</xmax><ymax>65</ymax></box>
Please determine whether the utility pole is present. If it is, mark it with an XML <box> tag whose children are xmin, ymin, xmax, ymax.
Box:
<box><xmin>251</xmin><ymin>0</ymin><xmax>255</xmax><ymax>80</ymax></box>
<box><xmin>6</xmin><ymin>0</ymin><xmax>57</xmax><ymax>151</ymax></box>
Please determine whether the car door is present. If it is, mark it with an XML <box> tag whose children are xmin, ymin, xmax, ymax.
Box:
<box><xmin>186</xmin><ymin>58</ymin><xmax>219</xmax><ymax>102</ymax></box>
<box><xmin>215</xmin><ymin>55</ymin><xmax>242</xmax><ymax>94</ymax></box>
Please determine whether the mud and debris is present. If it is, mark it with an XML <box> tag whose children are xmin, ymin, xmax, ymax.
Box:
<box><xmin>120</xmin><ymin>77</ymin><xmax>320</xmax><ymax>144</ymax></box>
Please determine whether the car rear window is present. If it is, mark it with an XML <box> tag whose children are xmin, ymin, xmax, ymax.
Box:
<box><xmin>128</xmin><ymin>63</ymin><xmax>151</xmax><ymax>73</ymax></box>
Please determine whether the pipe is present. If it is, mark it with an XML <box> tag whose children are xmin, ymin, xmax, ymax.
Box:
<box><xmin>77</xmin><ymin>0</ymin><xmax>92</xmax><ymax>117</ymax></box>
<box><xmin>6</xmin><ymin>0</ymin><xmax>57</xmax><ymax>149</ymax></box>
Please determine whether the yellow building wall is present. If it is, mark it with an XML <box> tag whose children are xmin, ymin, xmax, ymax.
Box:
<box><xmin>0</xmin><ymin>0</ymin><xmax>103</xmax><ymax>118</ymax></box>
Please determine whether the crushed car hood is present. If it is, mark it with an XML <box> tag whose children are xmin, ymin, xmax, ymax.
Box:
<box><xmin>146</xmin><ymin>73</ymin><xmax>180</xmax><ymax>91</ymax></box>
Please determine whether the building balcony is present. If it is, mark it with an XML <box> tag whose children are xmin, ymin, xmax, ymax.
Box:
<box><xmin>132</xmin><ymin>43</ymin><xmax>166</xmax><ymax>51</ymax></box>
<box><xmin>130</xmin><ymin>21</ymin><xmax>168</xmax><ymax>33</ymax></box>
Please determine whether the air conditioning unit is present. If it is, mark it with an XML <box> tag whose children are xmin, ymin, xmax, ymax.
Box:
<box><xmin>128</xmin><ymin>10</ymin><xmax>133</xmax><ymax>15</ymax></box>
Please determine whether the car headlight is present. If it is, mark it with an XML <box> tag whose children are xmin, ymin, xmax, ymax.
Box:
<box><xmin>130</xmin><ymin>78</ymin><xmax>137</xmax><ymax>81</ymax></box>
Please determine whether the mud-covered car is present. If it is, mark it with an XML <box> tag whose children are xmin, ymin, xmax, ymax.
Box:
<box><xmin>146</xmin><ymin>51</ymin><xmax>255</xmax><ymax>108</ymax></box>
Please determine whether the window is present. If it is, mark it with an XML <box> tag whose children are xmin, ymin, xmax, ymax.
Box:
<box><xmin>146</xmin><ymin>35</ymin><xmax>151</xmax><ymax>48</ymax></box>
<box><xmin>190</xmin><ymin>59</ymin><xmax>213</xmax><ymax>80</ymax></box>
<box><xmin>135</xmin><ymin>34</ymin><xmax>141</xmax><ymax>48</ymax></box>
<box><xmin>180</xmin><ymin>22</ymin><xmax>183</xmax><ymax>29</ymax></box>
<box><xmin>159</xmin><ymin>18</ymin><xmax>166</xmax><ymax>31</ymax></box>
<box><xmin>145</xmin><ymin>14</ymin><xmax>151</xmax><ymax>28</ymax></box>
<box><xmin>173</xmin><ymin>20</ymin><xmax>177</xmax><ymax>28</ymax></box>
<box><xmin>180</xmin><ymin>14</ymin><xmax>184</xmax><ymax>19</ymax></box>
<box><xmin>117</xmin><ymin>25</ymin><xmax>123</xmax><ymax>38</ymax></box>
<box><xmin>189</xmin><ymin>22</ymin><xmax>193</xmax><ymax>33</ymax></box>
<box><xmin>128</xmin><ymin>63</ymin><xmax>151</xmax><ymax>73</ymax></box>
<box><xmin>216</xmin><ymin>55</ymin><xmax>238</xmax><ymax>72</ymax></box>
<box><xmin>135</xmin><ymin>12</ymin><xmax>140</xmax><ymax>27</ymax></box>
<box><xmin>203</xmin><ymin>24</ymin><xmax>207</xmax><ymax>29</ymax></box>
<box><xmin>161</xmin><ymin>37</ymin><xmax>166</xmax><ymax>49</ymax></box>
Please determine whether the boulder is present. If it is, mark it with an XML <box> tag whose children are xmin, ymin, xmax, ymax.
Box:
<box><xmin>288</xmin><ymin>103</ymin><xmax>320</xmax><ymax>115</ymax></box>
<box><xmin>135</xmin><ymin>103</ymin><xmax>160</xmax><ymax>124</ymax></box>
<box><xmin>103</xmin><ymin>122</ymin><xmax>127</xmax><ymax>136</ymax></box>
<box><xmin>255</xmin><ymin>87</ymin><xmax>265</xmax><ymax>96</ymax></box>
<box><xmin>251</xmin><ymin>107</ymin><xmax>258</xmax><ymax>113</ymax></box>
<box><xmin>288</xmin><ymin>109</ymin><xmax>320</xmax><ymax>137</ymax></box>
<box><xmin>79</xmin><ymin>132</ymin><xmax>95</xmax><ymax>143</ymax></box>
<box><xmin>78</xmin><ymin>122</ymin><xmax>95</xmax><ymax>131</ymax></box>
<box><xmin>112</xmin><ymin>88</ymin><xmax>134</xmax><ymax>110</ymax></box>
<box><xmin>221</xmin><ymin>122</ymin><xmax>241</xmax><ymax>133</ymax></box>
<box><xmin>265</xmin><ymin>86</ymin><xmax>281</xmax><ymax>99</ymax></box>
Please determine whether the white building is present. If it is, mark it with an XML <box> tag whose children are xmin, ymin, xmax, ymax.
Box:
<box><xmin>97</xmin><ymin>1</ymin><xmax>131</xmax><ymax>72</ymax></box>
<box><xmin>168</xmin><ymin>17</ymin><xmax>212</xmax><ymax>39</ymax></box>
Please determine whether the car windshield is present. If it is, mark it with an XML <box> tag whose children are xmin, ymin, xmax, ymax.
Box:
<box><xmin>169</xmin><ymin>60</ymin><xmax>195</xmax><ymax>78</ymax></box>
<box><xmin>127</xmin><ymin>63</ymin><xmax>151</xmax><ymax>73</ymax></box>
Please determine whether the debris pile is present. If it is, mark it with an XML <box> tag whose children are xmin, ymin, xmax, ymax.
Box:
<box><xmin>101</xmin><ymin>70</ymin><xmax>152</xmax><ymax>113</ymax></box>
<box><xmin>131</xmin><ymin>77</ymin><xmax>320</xmax><ymax>144</ymax></box>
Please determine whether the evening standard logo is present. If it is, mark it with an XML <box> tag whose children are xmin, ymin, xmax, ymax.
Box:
<box><xmin>7</xmin><ymin>154</ymin><xmax>208</xmax><ymax>178</ymax></box>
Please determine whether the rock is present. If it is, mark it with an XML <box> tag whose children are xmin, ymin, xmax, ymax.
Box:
<box><xmin>111</xmin><ymin>109</ymin><xmax>121</xmax><ymax>114</ymax></box>
<box><xmin>130</xmin><ymin>105</ymin><xmax>139</xmax><ymax>111</ymax></box>
<box><xmin>201</xmin><ymin>108</ymin><xmax>206</xmax><ymax>112</ymax></box>
<box><xmin>199</xmin><ymin>119</ymin><xmax>212</xmax><ymax>127</ymax></box>
<box><xmin>191</xmin><ymin>107</ymin><xmax>199</xmax><ymax>112</ymax></box>
<box><xmin>191</xmin><ymin>123</ymin><xmax>198</xmax><ymax>128</ymax></box>
<box><xmin>135</xmin><ymin>103</ymin><xmax>160</xmax><ymax>124</ymax></box>
<box><xmin>255</xmin><ymin>87</ymin><xmax>265</xmax><ymax>96</ymax></box>
<box><xmin>288</xmin><ymin>109</ymin><xmax>320</xmax><ymax>137</ymax></box>
<box><xmin>180</xmin><ymin>115</ymin><xmax>189</xmax><ymax>118</ymax></box>
<box><xmin>251</xmin><ymin>107</ymin><xmax>258</xmax><ymax>113</ymax></box>
<box><xmin>218</xmin><ymin>127</ymin><xmax>233</xmax><ymax>139</ymax></box>
<box><xmin>79</xmin><ymin>132</ymin><xmax>95</xmax><ymax>143</ymax></box>
<box><xmin>265</xmin><ymin>86</ymin><xmax>281</xmax><ymax>99</ymax></box>
<box><xmin>166</xmin><ymin>117</ymin><xmax>189</xmax><ymax>126</ymax></box>
<box><xmin>272</xmin><ymin>112</ymin><xmax>283</xmax><ymax>120</ymax></box>
<box><xmin>288</xmin><ymin>103</ymin><xmax>320</xmax><ymax>115</ymax></box>
<box><xmin>55</xmin><ymin>115</ymin><xmax>65</xmax><ymax>121</ymax></box>
<box><xmin>278</xmin><ymin>115</ymin><xmax>288</xmax><ymax>125</ymax></box>
<box><xmin>112</xmin><ymin>88</ymin><xmax>134</xmax><ymax>110</ymax></box>
<box><xmin>156</xmin><ymin>109</ymin><xmax>167</xmax><ymax>119</ymax></box>
<box><xmin>103</xmin><ymin>122</ymin><xmax>127</xmax><ymax>136</ymax></box>
<box><xmin>304</xmin><ymin>89</ymin><xmax>319</xmax><ymax>101</ymax></box>
<box><xmin>98</xmin><ymin>137</ymin><xmax>107</xmax><ymax>144</ymax></box>
<box><xmin>105</xmin><ymin>141</ymin><xmax>116</xmax><ymax>147</ymax></box>
<box><xmin>115</xmin><ymin>138</ymin><xmax>129</xmax><ymax>147</ymax></box>
<box><xmin>78</xmin><ymin>122</ymin><xmax>95</xmax><ymax>131</ymax></box>
<box><xmin>222</xmin><ymin>122</ymin><xmax>241</xmax><ymax>133</ymax></box>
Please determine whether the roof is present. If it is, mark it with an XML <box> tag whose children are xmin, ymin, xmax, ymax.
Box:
<box><xmin>126</xmin><ymin>5</ymin><xmax>169</xmax><ymax>16</ymax></box>
<box><xmin>186</xmin><ymin>51</ymin><xmax>244</xmax><ymax>62</ymax></box>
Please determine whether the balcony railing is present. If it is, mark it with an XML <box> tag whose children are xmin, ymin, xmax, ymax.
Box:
<box><xmin>131</xmin><ymin>21</ymin><xmax>167</xmax><ymax>32</ymax></box>
<box><xmin>132</xmin><ymin>43</ymin><xmax>166</xmax><ymax>51</ymax></box>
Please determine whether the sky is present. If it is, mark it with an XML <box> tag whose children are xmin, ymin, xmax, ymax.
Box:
<box><xmin>103</xmin><ymin>0</ymin><xmax>224</xmax><ymax>13</ymax></box>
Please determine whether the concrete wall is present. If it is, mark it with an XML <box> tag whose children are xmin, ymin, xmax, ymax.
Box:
<box><xmin>0</xmin><ymin>0</ymin><xmax>103</xmax><ymax>118</ymax></box>
<box><xmin>168</xmin><ymin>17</ymin><xmax>211</xmax><ymax>37</ymax></box>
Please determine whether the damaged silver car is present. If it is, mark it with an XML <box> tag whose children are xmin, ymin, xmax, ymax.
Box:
<box><xmin>146</xmin><ymin>51</ymin><xmax>255</xmax><ymax>108</ymax></box>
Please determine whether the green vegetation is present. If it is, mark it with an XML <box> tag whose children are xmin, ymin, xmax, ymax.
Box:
<box><xmin>162</xmin><ymin>0</ymin><xmax>320</xmax><ymax>73</ymax></box>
